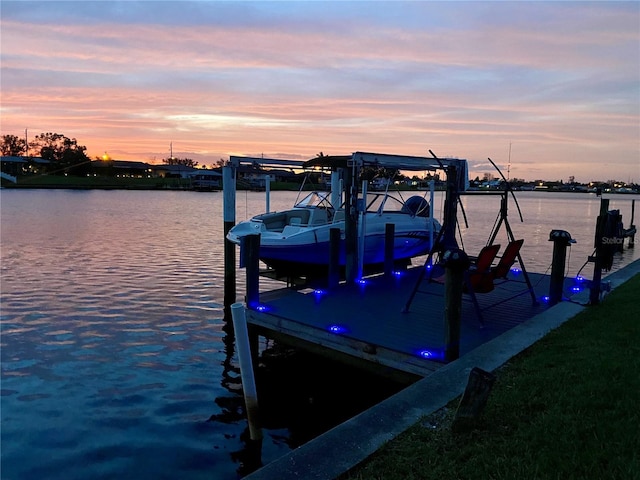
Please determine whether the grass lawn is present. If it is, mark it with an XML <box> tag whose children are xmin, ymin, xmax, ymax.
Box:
<box><xmin>342</xmin><ymin>274</ymin><xmax>640</xmax><ymax>480</ymax></box>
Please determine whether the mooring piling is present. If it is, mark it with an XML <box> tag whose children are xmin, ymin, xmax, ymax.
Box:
<box><xmin>264</xmin><ymin>174</ymin><xmax>271</xmax><ymax>213</ymax></box>
<box><xmin>230</xmin><ymin>302</ymin><xmax>263</xmax><ymax>442</ymax></box>
<box><xmin>384</xmin><ymin>223</ymin><xmax>395</xmax><ymax>278</ymax></box>
<box><xmin>357</xmin><ymin>180</ymin><xmax>368</xmax><ymax>280</ymax></box>
<box><xmin>548</xmin><ymin>230</ymin><xmax>573</xmax><ymax>305</ymax></box>
<box><xmin>629</xmin><ymin>199</ymin><xmax>635</xmax><ymax>248</ymax></box>
<box><xmin>328</xmin><ymin>227</ymin><xmax>341</xmax><ymax>289</ymax></box>
<box><xmin>443</xmin><ymin>248</ymin><xmax>469</xmax><ymax>362</ymax></box>
<box><xmin>241</xmin><ymin>234</ymin><xmax>261</xmax><ymax>308</ymax></box>
<box><xmin>589</xmin><ymin>199</ymin><xmax>611</xmax><ymax>305</ymax></box>
<box><xmin>223</xmin><ymin>166</ymin><xmax>237</xmax><ymax>307</ymax></box>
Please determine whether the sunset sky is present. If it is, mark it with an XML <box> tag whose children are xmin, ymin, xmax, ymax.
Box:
<box><xmin>1</xmin><ymin>1</ymin><xmax>638</xmax><ymax>182</ymax></box>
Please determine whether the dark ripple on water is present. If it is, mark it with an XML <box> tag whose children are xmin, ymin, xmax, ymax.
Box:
<box><xmin>0</xmin><ymin>191</ymin><xmax>264</xmax><ymax>480</ymax></box>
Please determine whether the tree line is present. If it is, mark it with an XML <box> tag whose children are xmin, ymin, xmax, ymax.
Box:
<box><xmin>2</xmin><ymin>132</ymin><xmax>91</xmax><ymax>176</ymax></box>
<box><xmin>1</xmin><ymin>132</ymin><xmax>206</xmax><ymax>175</ymax></box>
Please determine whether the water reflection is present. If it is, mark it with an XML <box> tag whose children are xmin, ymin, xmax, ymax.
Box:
<box><xmin>1</xmin><ymin>189</ymin><xmax>638</xmax><ymax>479</ymax></box>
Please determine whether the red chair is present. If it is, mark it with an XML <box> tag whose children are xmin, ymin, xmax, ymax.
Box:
<box><xmin>426</xmin><ymin>244</ymin><xmax>501</xmax><ymax>326</ymax></box>
<box><xmin>491</xmin><ymin>239</ymin><xmax>524</xmax><ymax>281</ymax></box>
<box><xmin>466</xmin><ymin>244</ymin><xmax>501</xmax><ymax>294</ymax></box>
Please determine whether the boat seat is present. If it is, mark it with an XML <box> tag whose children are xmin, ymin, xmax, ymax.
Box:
<box><xmin>311</xmin><ymin>209</ymin><xmax>328</xmax><ymax>225</ymax></box>
<box><xmin>285</xmin><ymin>210</ymin><xmax>310</xmax><ymax>226</ymax></box>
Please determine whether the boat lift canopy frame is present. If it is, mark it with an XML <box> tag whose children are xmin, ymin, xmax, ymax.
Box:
<box><xmin>229</xmin><ymin>156</ymin><xmax>306</xmax><ymax>169</ymax></box>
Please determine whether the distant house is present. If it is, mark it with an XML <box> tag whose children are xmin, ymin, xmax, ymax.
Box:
<box><xmin>1</xmin><ymin>156</ymin><xmax>28</xmax><ymax>177</ymax></box>
<box><xmin>1</xmin><ymin>156</ymin><xmax>50</xmax><ymax>176</ymax></box>
<box><xmin>371</xmin><ymin>178</ymin><xmax>392</xmax><ymax>191</ymax></box>
<box><xmin>91</xmin><ymin>160</ymin><xmax>152</xmax><ymax>177</ymax></box>
<box><xmin>234</xmin><ymin>165</ymin><xmax>307</xmax><ymax>189</ymax></box>
<box><xmin>189</xmin><ymin>169</ymin><xmax>222</xmax><ymax>191</ymax></box>
<box><xmin>231</xmin><ymin>164</ymin><xmax>269</xmax><ymax>189</ymax></box>
<box><xmin>151</xmin><ymin>164</ymin><xmax>199</xmax><ymax>179</ymax></box>
<box><xmin>480</xmin><ymin>179</ymin><xmax>503</xmax><ymax>189</ymax></box>
<box><xmin>266</xmin><ymin>169</ymin><xmax>299</xmax><ymax>183</ymax></box>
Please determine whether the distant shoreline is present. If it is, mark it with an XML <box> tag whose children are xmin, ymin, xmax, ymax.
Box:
<box><xmin>1</xmin><ymin>175</ymin><xmax>638</xmax><ymax>195</ymax></box>
<box><xmin>0</xmin><ymin>174</ymin><xmax>221</xmax><ymax>192</ymax></box>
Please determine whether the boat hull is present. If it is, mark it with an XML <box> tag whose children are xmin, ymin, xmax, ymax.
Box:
<box><xmin>260</xmin><ymin>231</ymin><xmax>430</xmax><ymax>263</ymax></box>
<box><xmin>226</xmin><ymin>192</ymin><xmax>440</xmax><ymax>279</ymax></box>
<box><xmin>256</xmin><ymin>228</ymin><xmax>433</xmax><ymax>278</ymax></box>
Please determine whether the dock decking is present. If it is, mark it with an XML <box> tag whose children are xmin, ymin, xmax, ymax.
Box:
<box><xmin>246</xmin><ymin>265</ymin><xmax>580</xmax><ymax>381</ymax></box>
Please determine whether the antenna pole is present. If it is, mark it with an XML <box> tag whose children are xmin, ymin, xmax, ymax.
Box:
<box><xmin>507</xmin><ymin>142</ymin><xmax>511</xmax><ymax>181</ymax></box>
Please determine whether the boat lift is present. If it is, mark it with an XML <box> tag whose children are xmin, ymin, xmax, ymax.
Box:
<box><xmin>223</xmin><ymin>151</ymin><xmax>469</xmax><ymax>304</ymax></box>
<box><xmin>341</xmin><ymin>152</ymin><xmax>468</xmax><ymax>283</ymax></box>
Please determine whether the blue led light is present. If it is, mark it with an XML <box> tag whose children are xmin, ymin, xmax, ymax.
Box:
<box><xmin>541</xmin><ymin>295</ymin><xmax>550</xmax><ymax>303</ymax></box>
<box><xmin>571</xmin><ymin>286</ymin><xmax>582</xmax><ymax>293</ymax></box>
<box><xmin>418</xmin><ymin>349</ymin><xmax>434</xmax><ymax>359</ymax></box>
<box><xmin>575</xmin><ymin>275</ymin><xmax>585</xmax><ymax>282</ymax></box>
<box><xmin>511</xmin><ymin>267</ymin><xmax>521</xmax><ymax>274</ymax></box>
<box><xmin>254</xmin><ymin>304</ymin><xmax>270</xmax><ymax>312</ymax></box>
<box><xmin>393</xmin><ymin>270</ymin><xmax>403</xmax><ymax>277</ymax></box>
<box><xmin>357</xmin><ymin>278</ymin><xmax>368</xmax><ymax>285</ymax></box>
<box><xmin>425</xmin><ymin>264</ymin><xmax>433</xmax><ymax>271</ymax></box>
<box><xmin>328</xmin><ymin>324</ymin><xmax>349</xmax><ymax>334</ymax></box>
<box><xmin>313</xmin><ymin>289</ymin><xmax>326</xmax><ymax>296</ymax></box>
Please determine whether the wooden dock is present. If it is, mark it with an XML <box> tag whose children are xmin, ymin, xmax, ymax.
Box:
<box><xmin>245</xmin><ymin>265</ymin><xmax>577</xmax><ymax>382</ymax></box>
<box><xmin>223</xmin><ymin>153</ymin><xmax>625</xmax><ymax>384</ymax></box>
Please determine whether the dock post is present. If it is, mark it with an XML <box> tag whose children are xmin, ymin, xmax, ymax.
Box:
<box><xmin>223</xmin><ymin>165</ymin><xmax>237</xmax><ymax>307</ymax></box>
<box><xmin>384</xmin><ymin>223</ymin><xmax>395</xmax><ymax>277</ymax></box>
<box><xmin>265</xmin><ymin>174</ymin><xmax>271</xmax><ymax>213</ymax></box>
<box><xmin>357</xmin><ymin>180</ymin><xmax>368</xmax><ymax>280</ymax></box>
<box><xmin>548</xmin><ymin>230</ymin><xmax>573</xmax><ymax>305</ymax></box>
<box><xmin>630</xmin><ymin>200</ymin><xmax>635</xmax><ymax>248</ymax></box>
<box><xmin>243</xmin><ymin>234</ymin><xmax>261</xmax><ymax>308</ymax></box>
<box><xmin>328</xmin><ymin>227</ymin><xmax>341</xmax><ymax>289</ymax></box>
<box><xmin>429</xmin><ymin>179</ymin><xmax>435</xmax><ymax>268</ymax></box>
<box><xmin>442</xmin><ymin>248</ymin><xmax>469</xmax><ymax>362</ymax></box>
<box><xmin>331</xmin><ymin>170</ymin><xmax>341</xmax><ymax>214</ymax></box>
<box><xmin>230</xmin><ymin>303</ymin><xmax>263</xmax><ymax>442</ymax></box>
<box><xmin>589</xmin><ymin>199</ymin><xmax>609</xmax><ymax>305</ymax></box>
<box><xmin>441</xmin><ymin>165</ymin><xmax>460</xmax><ymax>250</ymax></box>
<box><xmin>344</xmin><ymin>165</ymin><xmax>358</xmax><ymax>284</ymax></box>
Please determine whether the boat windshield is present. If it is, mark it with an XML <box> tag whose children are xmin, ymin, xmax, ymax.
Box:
<box><xmin>365</xmin><ymin>193</ymin><xmax>405</xmax><ymax>214</ymax></box>
<box><xmin>336</xmin><ymin>193</ymin><xmax>409</xmax><ymax>213</ymax></box>
<box><xmin>293</xmin><ymin>191</ymin><xmax>333</xmax><ymax>209</ymax></box>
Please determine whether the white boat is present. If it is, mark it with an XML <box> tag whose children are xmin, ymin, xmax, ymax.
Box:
<box><xmin>226</xmin><ymin>190</ymin><xmax>441</xmax><ymax>277</ymax></box>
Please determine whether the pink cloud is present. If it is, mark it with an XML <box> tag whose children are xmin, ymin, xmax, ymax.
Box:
<box><xmin>1</xmin><ymin>2</ymin><xmax>638</xmax><ymax>182</ymax></box>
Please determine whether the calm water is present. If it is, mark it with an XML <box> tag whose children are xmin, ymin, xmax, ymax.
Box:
<box><xmin>1</xmin><ymin>189</ymin><xmax>639</xmax><ymax>479</ymax></box>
